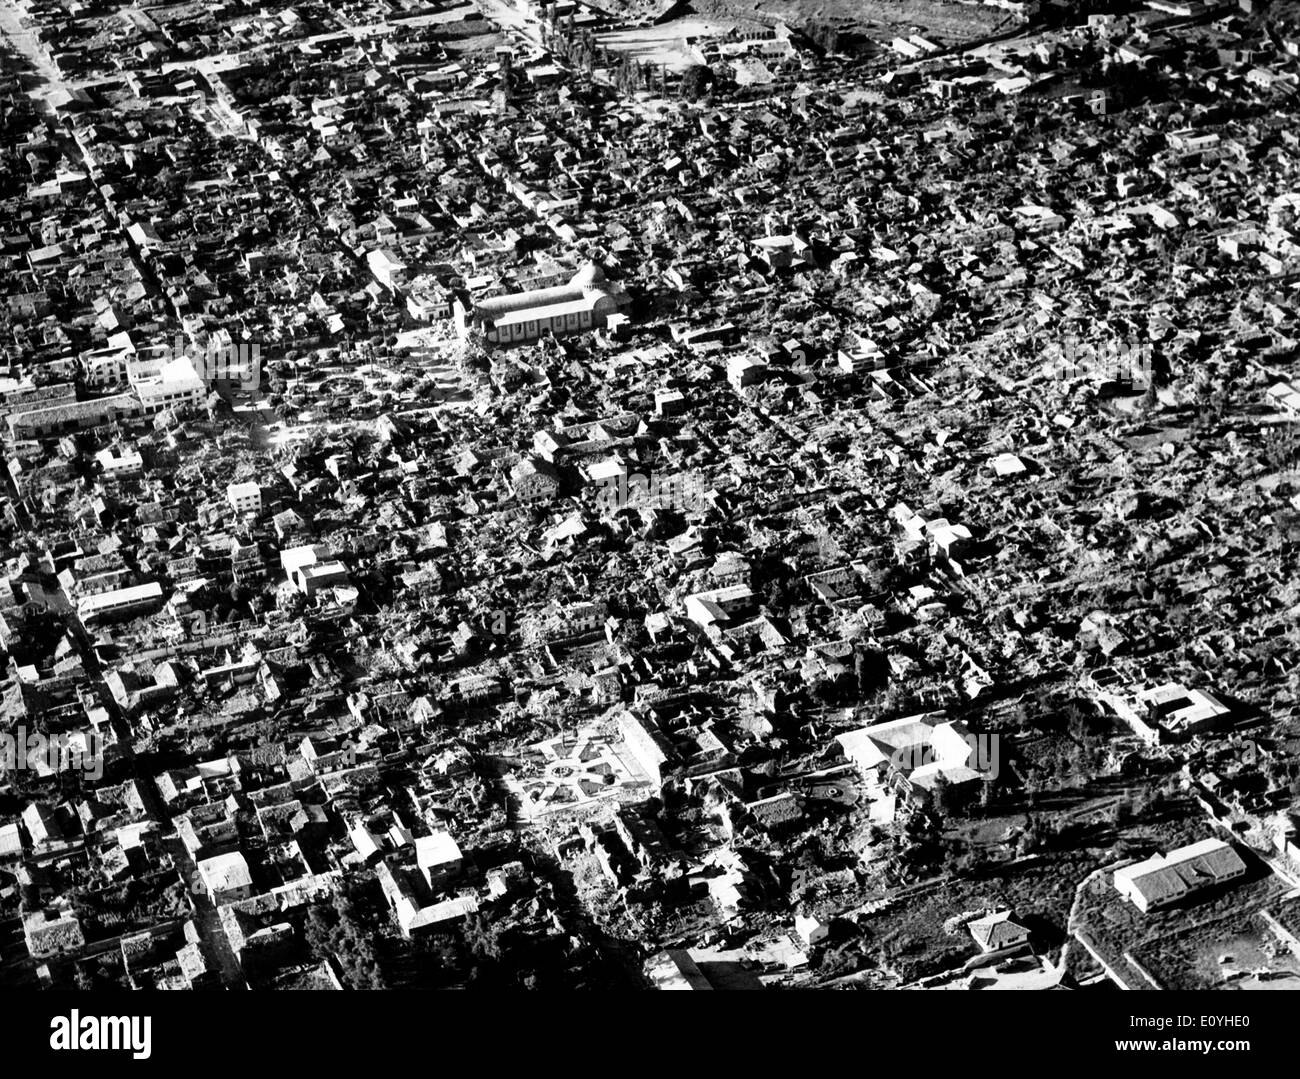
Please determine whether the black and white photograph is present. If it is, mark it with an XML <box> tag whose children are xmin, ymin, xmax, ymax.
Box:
<box><xmin>0</xmin><ymin>0</ymin><xmax>1295</xmax><ymax>1054</ymax></box>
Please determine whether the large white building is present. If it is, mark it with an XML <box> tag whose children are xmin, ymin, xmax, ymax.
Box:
<box><xmin>836</xmin><ymin>713</ymin><xmax>985</xmax><ymax>820</ymax></box>
<box><xmin>227</xmin><ymin>481</ymin><xmax>262</xmax><ymax>516</ymax></box>
<box><xmin>405</xmin><ymin>274</ymin><xmax>452</xmax><ymax>321</ymax></box>
<box><xmin>279</xmin><ymin>543</ymin><xmax>349</xmax><ymax>595</ymax></box>
<box><xmin>77</xmin><ymin>581</ymin><xmax>165</xmax><ymax>624</ymax></box>
<box><xmin>130</xmin><ymin>355</ymin><xmax>206</xmax><ymax>415</ymax></box>
<box><xmin>1113</xmin><ymin>839</ymin><xmax>1246</xmax><ymax>913</ymax></box>
<box><xmin>367</xmin><ymin>248</ymin><xmax>408</xmax><ymax>293</ymax></box>
<box><xmin>1101</xmin><ymin>680</ymin><xmax>1231</xmax><ymax>744</ymax></box>
<box><xmin>197</xmin><ymin>850</ymin><xmax>255</xmax><ymax>905</ymax></box>
<box><xmin>414</xmin><ymin>830</ymin><xmax>463</xmax><ymax>892</ymax></box>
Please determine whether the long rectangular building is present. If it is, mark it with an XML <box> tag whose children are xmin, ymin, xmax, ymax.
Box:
<box><xmin>1113</xmin><ymin>838</ymin><xmax>1247</xmax><ymax>913</ymax></box>
<box><xmin>454</xmin><ymin>262</ymin><xmax>630</xmax><ymax>345</ymax></box>
<box><xmin>77</xmin><ymin>581</ymin><xmax>164</xmax><ymax>624</ymax></box>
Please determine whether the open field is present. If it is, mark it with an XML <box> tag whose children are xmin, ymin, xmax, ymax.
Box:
<box><xmin>599</xmin><ymin>17</ymin><xmax>758</xmax><ymax>69</ymax></box>
<box><xmin>1129</xmin><ymin>910</ymin><xmax>1300</xmax><ymax>991</ymax></box>
<box><xmin>830</xmin><ymin>848</ymin><xmax>1096</xmax><ymax>983</ymax></box>
<box><xmin>686</xmin><ymin>0</ymin><xmax>1012</xmax><ymax>45</ymax></box>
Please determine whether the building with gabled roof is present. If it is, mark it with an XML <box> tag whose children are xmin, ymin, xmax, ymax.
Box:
<box><xmin>968</xmin><ymin>910</ymin><xmax>1032</xmax><ymax>952</ymax></box>
<box><xmin>1113</xmin><ymin>838</ymin><xmax>1247</xmax><ymax>913</ymax></box>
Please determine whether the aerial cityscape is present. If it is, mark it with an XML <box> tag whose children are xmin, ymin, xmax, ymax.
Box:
<box><xmin>1</xmin><ymin>0</ymin><xmax>1300</xmax><ymax>998</ymax></box>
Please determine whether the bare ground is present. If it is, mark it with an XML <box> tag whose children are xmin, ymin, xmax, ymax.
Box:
<box><xmin>684</xmin><ymin>0</ymin><xmax>1011</xmax><ymax>45</ymax></box>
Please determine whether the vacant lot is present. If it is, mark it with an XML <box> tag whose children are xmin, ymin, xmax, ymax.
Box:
<box><xmin>1129</xmin><ymin>911</ymin><xmax>1300</xmax><ymax>990</ymax></box>
<box><xmin>846</xmin><ymin>847</ymin><xmax>1096</xmax><ymax>982</ymax></box>
<box><xmin>688</xmin><ymin>0</ymin><xmax>1011</xmax><ymax>46</ymax></box>
<box><xmin>599</xmin><ymin>17</ymin><xmax>757</xmax><ymax>70</ymax></box>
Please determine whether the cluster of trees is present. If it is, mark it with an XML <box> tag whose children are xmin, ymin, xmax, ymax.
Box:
<box><xmin>541</xmin><ymin>10</ymin><xmax>601</xmax><ymax>76</ymax></box>
<box><xmin>412</xmin><ymin>912</ymin><xmax>549</xmax><ymax>988</ymax></box>
<box><xmin>1015</xmin><ymin>813</ymin><xmax>1063</xmax><ymax>855</ymax></box>
<box><xmin>1024</xmin><ymin>739</ymin><xmax>1104</xmax><ymax>797</ymax></box>
<box><xmin>896</xmin><ymin>804</ymin><xmax>946</xmax><ymax>869</ymax></box>
<box><xmin>679</xmin><ymin>63</ymin><xmax>713</xmax><ymax>101</ymax></box>
<box><xmin>304</xmin><ymin>887</ymin><xmax>386</xmax><ymax>989</ymax></box>
<box><xmin>73</xmin><ymin>957</ymin><xmax>129</xmax><ymax>990</ymax></box>
<box><xmin>232</xmin><ymin>63</ymin><xmax>340</xmax><ymax>106</ymax></box>
<box><xmin>538</xmin><ymin>6</ymin><xmax>678</xmax><ymax>96</ymax></box>
<box><xmin>1079</xmin><ymin>57</ymin><xmax>1167</xmax><ymax>107</ymax></box>
<box><xmin>614</xmin><ymin>54</ymin><xmax>671</xmax><ymax>95</ymax></box>
<box><xmin>1110</xmin><ymin>784</ymin><xmax>1173</xmax><ymax>826</ymax></box>
<box><xmin>1264</xmin><ymin>424</ymin><xmax>1300</xmax><ymax>472</ymax></box>
<box><xmin>1012</xmin><ymin>700</ymin><xmax>1113</xmax><ymax>796</ymax></box>
<box><xmin>231</xmin><ymin>74</ymin><xmax>290</xmax><ymax>106</ymax></box>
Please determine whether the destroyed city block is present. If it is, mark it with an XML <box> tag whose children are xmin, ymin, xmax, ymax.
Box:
<box><xmin>3</xmin><ymin>0</ymin><xmax>1300</xmax><ymax>996</ymax></box>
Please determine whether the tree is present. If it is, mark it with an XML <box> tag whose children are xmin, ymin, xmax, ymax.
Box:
<box><xmin>1264</xmin><ymin>425</ymin><xmax>1300</xmax><ymax>472</ymax></box>
<box><xmin>464</xmin><ymin>913</ymin><xmax>501</xmax><ymax>962</ymax></box>
<box><xmin>305</xmin><ymin>904</ymin><xmax>335</xmax><ymax>956</ymax></box>
<box><xmin>309</xmin><ymin>888</ymin><xmax>386</xmax><ymax>990</ymax></box>
<box><xmin>901</xmin><ymin>805</ymin><xmax>943</xmax><ymax>865</ymax></box>
<box><xmin>1018</xmin><ymin>814</ymin><xmax>1050</xmax><ymax>855</ymax></box>
<box><xmin>931</xmin><ymin>773</ymin><xmax>960</xmax><ymax>820</ymax></box>
<box><xmin>454</xmin><ymin>335</ymin><xmax>489</xmax><ymax>375</ymax></box>
<box><xmin>1139</xmin><ymin>379</ymin><xmax>1159</xmax><ymax>413</ymax></box>
<box><xmin>680</xmin><ymin>64</ymin><xmax>713</xmax><ymax>101</ymax></box>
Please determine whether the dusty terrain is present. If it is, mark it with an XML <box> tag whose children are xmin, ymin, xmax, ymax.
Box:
<box><xmin>681</xmin><ymin>0</ymin><xmax>1010</xmax><ymax>45</ymax></box>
